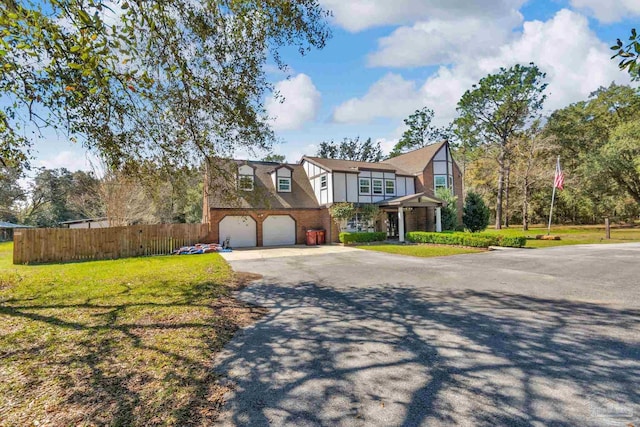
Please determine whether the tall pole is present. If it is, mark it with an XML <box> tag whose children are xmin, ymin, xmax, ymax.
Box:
<box><xmin>547</xmin><ymin>156</ymin><xmax>559</xmax><ymax>235</ymax></box>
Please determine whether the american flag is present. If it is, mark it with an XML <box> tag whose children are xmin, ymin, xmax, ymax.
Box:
<box><xmin>554</xmin><ymin>159</ymin><xmax>564</xmax><ymax>190</ymax></box>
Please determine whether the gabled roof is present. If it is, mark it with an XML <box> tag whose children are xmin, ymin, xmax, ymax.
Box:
<box><xmin>383</xmin><ymin>141</ymin><xmax>447</xmax><ymax>175</ymax></box>
<box><xmin>208</xmin><ymin>161</ymin><xmax>319</xmax><ymax>209</ymax></box>
<box><xmin>301</xmin><ymin>156</ymin><xmax>413</xmax><ymax>176</ymax></box>
<box><xmin>377</xmin><ymin>192</ymin><xmax>445</xmax><ymax>207</ymax></box>
<box><xmin>268</xmin><ymin>163</ymin><xmax>294</xmax><ymax>173</ymax></box>
<box><xmin>0</xmin><ymin>221</ymin><xmax>33</xmax><ymax>229</ymax></box>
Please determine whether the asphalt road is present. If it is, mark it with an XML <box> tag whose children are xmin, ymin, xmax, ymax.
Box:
<box><xmin>215</xmin><ymin>243</ymin><xmax>640</xmax><ymax>427</ymax></box>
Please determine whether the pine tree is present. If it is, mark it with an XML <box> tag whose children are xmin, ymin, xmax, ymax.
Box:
<box><xmin>463</xmin><ymin>191</ymin><xmax>490</xmax><ymax>232</ymax></box>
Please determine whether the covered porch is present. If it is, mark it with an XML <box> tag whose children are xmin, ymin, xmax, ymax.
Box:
<box><xmin>377</xmin><ymin>193</ymin><xmax>446</xmax><ymax>242</ymax></box>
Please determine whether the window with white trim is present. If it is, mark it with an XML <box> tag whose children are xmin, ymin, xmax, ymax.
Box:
<box><xmin>359</xmin><ymin>178</ymin><xmax>370</xmax><ymax>194</ymax></box>
<box><xmin>346</xmin><ymin>214</ymin><xmax>373</xmax><ymax>232</ymax></box>
<box><xmin>448</xmin><ymin>175</ymin><xmax>454</xmax><ymax>189</ymax></box>
<box><xmin>372</xmin><ymin>179</ymin><xmax>383</xmax><ymax>195</ymax></box>
<box><xmin>320</xmin><ymin>175</ymin><xmax>327</xmax><ymax>189</ymax></box>
<box><xmin>278</xmin><ymin>177</ymin><xmax>291</xmax><ymax>192</ymax></box>
<box><xmin>239</xmin><ymin>175</ymin><xmax>254</xmax><ymax>191</ymax></box>
<box><xmin>385</xmin><ymin>179</ymin><xmax>395</xmax><ymax>195</ymax></box>
<box><xmin>434</xmin><ymin>175</ymin><xmax>447</xmax><ymax>192</ymax></box>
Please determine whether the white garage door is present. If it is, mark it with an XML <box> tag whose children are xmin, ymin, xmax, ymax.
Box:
<box><xmin>263</xmin><ymin>215</ymin><xmax>296</xmax><ymax>246</ymax></box>
<box><xmin>219</xmin><ymin>216</ymin><xmax>256</xmax><ymax>248</ymax></box>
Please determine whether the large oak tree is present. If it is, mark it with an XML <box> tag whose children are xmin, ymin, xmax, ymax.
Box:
<box><xmin>1</xmin><ymin>0</ymin><xmax>331</xmax><ymax>174</ymax></box>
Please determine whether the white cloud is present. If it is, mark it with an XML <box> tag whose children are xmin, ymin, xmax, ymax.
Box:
<box><xmin>332</xmin><ymin>73</ymin><xmax>421</xmax><ymax>123</ymax></box>
<box><xmin>333</xmin><ymin>9</ymin><xmax>630</xmax><ymax>126</ymax></box>
<box><xmin>284</xmin><ymin>143</ymin><xmax>319</xmax><ymax>163</ymax></box>
<box><xmin>570</xmin><ymin>0</ymin><xmax>640</xmax><ymax>23</ymax></box>
<box><xmin>368</xmin><ymin>13</ymin><xmax>523</xmax><ymax>68</ymax></box>
<box><xmin>37</xmin><ymin>150</ymin><xmax>98</xmax><ymax>172</ymax></box>
<box><xmin>477</xmin><ymin>9</ymin><xmax>631</xmax><ymax>111</ymax></box>
<box><xmin>375</xmin><ymin>138</ymin><xmax>399</xmax><ymax>155</ymax></box>
<box><xmin>266</xmin><ymin>74</ymin><xmax>321</xmax><ymax>131</ymax></box>
<box><xmin>319</xmin><ymin>0</ymin><xmax>526</xmax><ymax>32</ymax></box>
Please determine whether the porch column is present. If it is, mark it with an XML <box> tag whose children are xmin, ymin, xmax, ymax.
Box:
<box><xmin>435</xmin><ymin>207</ymin><xmax>442</xmax><ymax>232</ymax></box>
<box><xmin>398</xmin><ymin>206</ymin><xmax>405</xmax><ymax>242</ymax></box>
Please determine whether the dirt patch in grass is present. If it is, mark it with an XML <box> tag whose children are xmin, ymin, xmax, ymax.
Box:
<box><xmin>0</xmin><ymin>246</ymin><xmax>267</xmax><ymax>427</ymax></box>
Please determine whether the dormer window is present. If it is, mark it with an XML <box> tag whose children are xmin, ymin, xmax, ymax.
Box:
<box><xmin>239</xmin><ymin>175</ymin><xmax>254</xmax><ymax>191</ymax></box>
<box><xmin>278</xmin><ymin>177</ymin><xmax>291</xmax><ymax>192</ymax></box>
<box><xmin>238</xmin><ymin>163</ymin><xmax>256</xmax><ymax>191</ymax></box>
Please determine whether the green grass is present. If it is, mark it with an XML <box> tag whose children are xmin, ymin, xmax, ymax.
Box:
<box><xmin>0</xmin><ymin>241</ymin><xmax>263</xmax><ymax>426</ymax></box>
<box><xmin>356</xmin><ymin>243</ymin><xmax>484</xmax><ymax>258</ymax></box>
<box><xmin>481</xmin><ymin>225</ymin><xmax>640</xmax><ymax>248</ymax></box>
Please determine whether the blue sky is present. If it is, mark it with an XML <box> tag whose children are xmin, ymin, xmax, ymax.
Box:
<box><xmin>31</xmin><ymin>0</ymin><xmax>639</xmax><ymax>170</ymax></box>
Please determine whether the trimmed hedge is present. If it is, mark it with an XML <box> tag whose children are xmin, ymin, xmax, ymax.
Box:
<box><xmin>405</xmin><ymin>232</ymin><xmax>526</xmax><ymax>248</ymax></box>
<box><xmin>339</xmin><ymin>231</ymin><xmax>387</xmax><ymax>244</ymax></box>
<box><xmin>499</xmin><ymin>236</ymin><xmax>527</xmax><ymax>247</ymax></box>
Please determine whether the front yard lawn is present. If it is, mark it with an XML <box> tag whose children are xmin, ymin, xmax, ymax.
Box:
<box><xmin>483</xmin><ymin>224</ymin><xmax>640</xmax><ymax>248</ymax></box>
<box><xmin>356</xmin><ymin>243</ymin><xmax>484</xmax><ymax>258</ymax></box>
<box><xmin>0</xmin><ymin>241</ymin><xmax>264</xmax><ymax>426</ymax></box>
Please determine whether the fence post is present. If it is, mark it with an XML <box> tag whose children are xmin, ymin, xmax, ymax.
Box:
<box><xmin>605</xmin><ymin>217</ymin><xmax>610</xmax><ymax>240</ymax></box>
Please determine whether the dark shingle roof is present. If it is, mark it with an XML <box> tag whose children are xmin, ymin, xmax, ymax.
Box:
<box><xmin>382</xmin><ymin>141</ymin><xmax>447</xmax><ymax>175</ymax></box>
<box><xmin>208</xmin><ymin>161</ymin><xmax>319</xmax><ymax>209</ymax></box>
<box><xmin>302</xmin><ymin>156</ymin><xmax>413</xmax><ymax>175</ymax></box>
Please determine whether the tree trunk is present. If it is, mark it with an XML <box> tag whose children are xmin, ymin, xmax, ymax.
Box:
<box><xmin>495</xmin><ymin>150</ymin><xmax>505</xmax><ymax>229</ymax></box>
<box><xmin>522</xmin><ymin>177</ymin><xmax>529</xmax><ymax>231</ymax></box>
<box><xmin>504</xmin><ymin>161</ymin><xmax>510</xmax><ymax>228</ymax></box>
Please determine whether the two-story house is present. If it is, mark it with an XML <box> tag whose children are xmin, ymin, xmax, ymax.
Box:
<box><xmin>203</xmin><ymin>141</ymin><xmax>463</xmax><ymax>247</ymax></box>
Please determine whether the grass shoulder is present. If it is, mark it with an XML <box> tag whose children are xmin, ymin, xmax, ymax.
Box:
<box><xmin>481</xmin><ymin>225</ymin><xmax>640</xmax><ymax>248</ymax></box>
<box><xmin>355</xmin><ymin>243</ymin><xmax>484</xmax><ymax>258</ymax></box>
<box><xmin>0</xmin><ymin>241</ymin><xmax>265</xmax><ymax>426</ymax></box>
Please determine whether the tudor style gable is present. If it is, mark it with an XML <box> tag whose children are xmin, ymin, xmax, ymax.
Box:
<box><xmin>383</xmin><ymin>141</ymin><xmax>462</xmax><ymax>197</ymax></box>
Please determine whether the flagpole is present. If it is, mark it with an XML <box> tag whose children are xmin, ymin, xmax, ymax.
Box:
<box><xmin>547</xmin><ymin>156</ymin><xmax>559</xmax><ymax>235</ymax></box>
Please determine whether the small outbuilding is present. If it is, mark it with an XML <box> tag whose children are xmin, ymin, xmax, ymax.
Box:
<box><xmin>60</xmin><ymin>217</ymin><xmax>110</xmax><ymax>229</ymax></box>
<box><xmin>0</xmin><ymin>221</ymin><xmax>34</xmax><ymax>242</ymax></box>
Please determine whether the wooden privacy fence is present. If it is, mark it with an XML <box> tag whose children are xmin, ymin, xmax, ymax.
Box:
<box><xmin>13</xmin><ymin>223</ymin><xmax>210</xmax><ymax>265</ymax></box>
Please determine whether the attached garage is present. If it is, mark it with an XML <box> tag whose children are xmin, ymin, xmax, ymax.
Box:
<box><xmin>263</xmin><ymin>215</ymin><xmax>296</xmax><ymax>246</ymax></box>
<box><xmin>219</xmin><ymin>216</ymin><xmax>256</xmax><ymax>248</ymax></box>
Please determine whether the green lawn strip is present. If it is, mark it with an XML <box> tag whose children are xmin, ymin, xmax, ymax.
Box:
<box><xmin>0</xmin><ymin>241</ymin><xmax>264</xmax><ymax>426</ymax></box>
<box><xmin>482</xmin><ymin>225</ymin><xmax>640</xmax><ymax>248</ymax></box>
<box><xmin>355</xmin><ymin>243</ymin><xmax>483</xmax><ymax>258</ymax></box>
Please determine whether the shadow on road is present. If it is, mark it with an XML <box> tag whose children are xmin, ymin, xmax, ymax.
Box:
<box><xmin>216</xmin><ymin>280</ymin><xmax>640</xmax><ymax>426</ymax></box>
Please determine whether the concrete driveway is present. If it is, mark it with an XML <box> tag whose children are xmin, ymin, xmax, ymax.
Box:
<box><xmin>215</xmin><ymin>244</ymin><xmax>640</xmax><ymax>426</ymax></box>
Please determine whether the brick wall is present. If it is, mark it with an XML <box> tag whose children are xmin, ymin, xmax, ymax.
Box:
<box><xmin>208</xmin><ymin>208</ymin><xmax>333</xmax><ymax>246</ymax></box>
<box><xmin>422</xmin><ymin>163</ymin><xmax>435</xmax><ymax>197</ymax></box>
<box><xmin>404</xmin><ymin>209</ymin><xmax>418</xmax><ymax>233</ymax></box>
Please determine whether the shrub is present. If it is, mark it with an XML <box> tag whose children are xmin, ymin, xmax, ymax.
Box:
<box><xmin>406</xmin><ymin>232</ymin><xmax>492</xmax><ymax>248</ymax></box>
<box><xmin>329</xmin><ymin>202</ymin><xmax>356</xmax><ymax>226</ymax></box>
<box><xmin>435</xmin><ymin>187</ymin><xmax>458</xmax><ymax>231</ymax></box>
<box><xmin>405</xmin><ymin>231</ymin><xmax>526</xmax><ymax>248</ymax></box>
<box><xmin>499</xmin><ymin>236</ymin><xmax>527</xmax><ymax>248</ymax></box>
<box><xmin>339</xmin><ymin>231</ymin><xmax>387</xmax><ymax>244</ymax></box>
<box><xmin>463</xmin><ymin>191</ymin><xmax>490</xmax><ymax>232</ymax></box>
<box><xmin>358</xmin><ymin>204</ymin><xmax>380</xmax><ymax>225</ymax></box>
